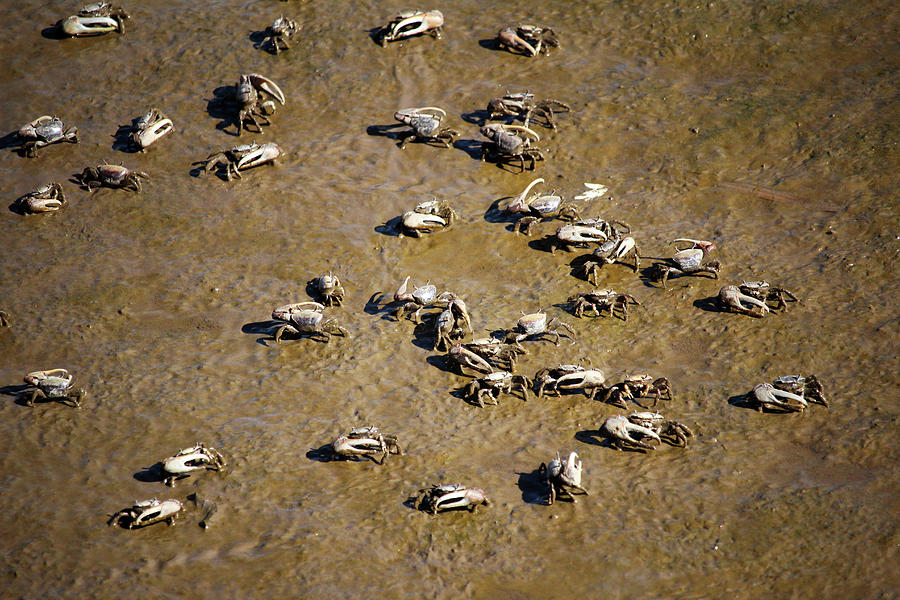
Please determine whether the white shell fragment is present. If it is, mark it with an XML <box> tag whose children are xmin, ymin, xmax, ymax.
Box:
<box><xmin>573</xmin><ymin>182</ymin><xmax>609</xmax><ymax>201</ymax></box>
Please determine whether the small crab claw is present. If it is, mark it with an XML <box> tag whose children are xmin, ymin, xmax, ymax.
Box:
<box><xmin>58</xmin><ymin>16</ymin><xmax>118</xmax><ymax>36</ymax></box>
<box><xmin>673</xmin><ymin>238</ymin><xmax>715</xmax><ymax>253</ymax></box>
<box><xmin>752</xmin><ymin>383</ymin><xmax>808</xmax><ymax>412</ymax></box>
<box><xmin>247</xmin><ymin>74</ymin><xmax>285</xmax><ymax>105</ymax></box>
<box><xmin>719</xmin><ymin>285</ymin><xmax>770</xmax><ymax>317</ymax></box>
<box><xmin>603</xmin><ymin>415</ymin><xmax>661</xmax><ymax>450</ymax></box>
<box><xmin>501</xmin><ymin>124</ymin><xmax>541</xmax><ymax>142</ymax></box>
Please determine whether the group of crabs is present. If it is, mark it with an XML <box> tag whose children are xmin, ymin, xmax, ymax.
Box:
<box><xmin>9</xmin><ymin>6</ymin><xmax>832</xmax><ymax>521</ymax></box>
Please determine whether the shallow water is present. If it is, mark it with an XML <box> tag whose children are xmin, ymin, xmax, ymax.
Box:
<box><xmin>0</xmin><ymin>1</ymin><xmax>898</xmax><ymax>598</ymax></box>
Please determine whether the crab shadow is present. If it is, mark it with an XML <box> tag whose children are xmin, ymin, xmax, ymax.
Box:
<box><xmin>248</xmin><ymin>29</ymin><xmax>272</xmax><ymax>52</ymax></box>
<box><xmin>410</xmin><ymin>318</ymin><xmax>442</xmax><ymax>351</ymax></box>
<box><xmin>478</xmin><ymin>38</ymin><xmax>507</xmax><ymax>52</ymax></box>
<box><xmin>527</xmin><ymin>236</ymin><xmax>561</xmax><ymax>254</ymax></box>
<box><xmin>575</xmin><ymin>428</ymin><xmax>650</xmax><ymax>452</ymax></box>
<box><xmin>241</xmin><ymin>319</ymin><xmax>282</xmax><ymax>346</ymax></box>
<box><xmin>364</xmin><ymin>292</ymin><xmax>401</xmax><ymax>320</ymax></box>
<box><xmin>516</xmin><ymin>468</ymin><xmax>549</xmax><ymax>505</ymax></box>
<box><xmin>366</xmin><ymin>123</ymin><xmax>404</xmax><ymax>142</ymax></box>
<box><xmin>111</xmin><ymin>124</ymin><xmax>138</xmax><ymax>153</ymax></box>
<box><xmin>306</xmin><ymin>444</ymin><xmax>338</xmax><ymax>462</ymax></box>
<box><xmin>41</xmin><ymin>25</ymin><xmax>68</xmax><ymax>40</ymax></box>
<box><xmin>8</xmin><ymin>198</ymin><xmax>29</xmax><ymax>215</ymax></box>
<box><xmin>452</xmin><ymin>138</ymin><xmax>484</xmax><ymax>160</ymax></box>
<box><xmin>482</xmin><ymin>196</ymin><xmax>519</xmax><ymax>228</ymax></box>
<box><xmin>0</xmin><ymin>131</ymin><xmax>24</xmax><ymax>152</ymax></box>
<box><xmin>0</xmin><ymin>384</ymin><xmax>34</xmax><ymax>407</ymax></box>
<box><xmin>425</xmin><ymin>353</ymin><xmax>460</xmax><ymax>376</ymax></box>
<box><xmin>694</xmin><ymin>296</ymin><xmax>725</xmax><ymax>314</ymax></box>
<box><xmin>133</xmin><ymin>462</ymin><xmax>166</xmax><ymax>483</ymax></box>
<box><xmin>206</xmin><ymin>86</ymin><xmax>241</xmax><ymax>136</ymax></box>
<box><xmin>728</xmin><ymin>392</ymin><xmax>757</xmax><ymax>410</ymax></box>
<box><xmin>374</xmin><ymin>215</ymin><xmax>403</xmax><ymax>237</ymax></box>
<box><xmin>460</xmin><ymin>110</ymin><xmax>490</xmax><ymax>126</ymax></box>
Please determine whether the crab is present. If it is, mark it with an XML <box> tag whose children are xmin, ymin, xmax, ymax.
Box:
<box><xmin>416</xmin><ymin>483</ymin><xmax>490</xmax><ymax>514</ymax></box>
<box><xmin>649</xmin><ymin>238</ymin><xmax>720</xmax><ymax>288</ymax></box>
<box><xmin>108</xmin><ymin>498</ymin><xmax>183</xmax><ymax>529</ymax></box>
<box><xmin>376</xmin><ymin>9</ymin><xmax>444</xmax><ymax>46</ymax></box>
<box><xmin>260</xmin><ymin>15</ymin><xmax>299</xmax><ymax>54</ymax></box>
<box><xmin>271</xmin><ymin>301</ymin><xmax>349</xmax><ymax>343</ymax></box>
<box><xmin>773</xmin><ymin>374</ymin><xmax>827</xmax><ymax>407</ymax></box>
<box><xmin>717</xmin><ymin>285</ymin><xmax>771</xmax><ymax>318</ymax></box>
<box><xmin>552</xmin><ymin>368</ymin><xmax>607</xmax><ymax>400</ymax></box>
<box><xmin>462</xmin><ymin>337</ymin><xmax>527</xmax><ymax>371</ymax></box>
<box><xmin>487</xmin><ymin>92</ymin><xmax>571</xmax><ymax>130</ymax></box>
<box><xmin>15</xmin><ymin>182</ymin><xmax>66</xmax><ymax>214</ymax></box>
<box><xmin>231</xmin><ymin>73</ymin><xmax>286</xmax><ymax>135</ymax></box>
<box><xmin>627</xmin><ymin>412</ymin><xmax>693</xmax><ymax>447</ymax></box>
<box><xmin>22</xmin><ymin>369</ymin><xmax>85</xmax><ymax>407</ymax></box>
<box><xmin>504</xmin><ymin>177</ymin><xmax>579</xmax><ymax>235</ymax></box>
<box><xmin>160</xmin><ymin>443</ymin><xmax>226</xmax><ymax>487</ymax></box>
<box><xmin>448</xmin><ymin>343</ymin><xmax>494</xmax><ymax>375</ymax></box>
<box><xmin>56</xmin><ymin>2</ymin><xmax>130</xmax><ymax>36</ymax></box>
<box><xmin>601</xmin><ymin>415</ymin><xmax>661</xmax><ymax>451</ymax></box>
<box><xmin>393</xmin><ymin>107</ymin><xmax>459</xmax><ymax>149</ymax></box>
<box><xmin>400</xmin><ymin>199</ymin><xmax>456</xmax><ymax>237</ymax></box>
<box><xmin>197</xmin><ymin>142</ymin><xmax>282</xmax><ymax>181</ymax></box>
<box><xmin>533</xmin><ymin>364</ymin><xmax>586</xmax><ymax>397</ymax></box>
<box><xmin>432</xmin><ymin>297</ymin><xmax>472</xmax><ymax>351</ymax></box>
<box><xmin>751</xmin><ymin>381</ymin><xmax>811</xmax><ymax>413</ymax></box>
<box><xmin>311</xmin><ymin>273</ymin><xmax>344</xmax><ymax>307</ymax></box>
<box><xmin>550</xmin><ymin>218</ymin><xmax>631</xmax><ymax>253</ymax></box>
<box><xmin>567</xmin><ymin>289</ymin><xmax>642</xmax><ymax>321</ymax></box>
<box><xmin>392</xmin><ymin>276</ymin><xmax>455</xmax><ymax>323</ymax></box>
<box><xmin>578</xmin><ymin>234</ymin><xmax>641</xmax><ymax>280</ymax></box>
<box><xmin>16</xmin><ymin>116</ymin><xmax>78</xmax><ymax>157</ymax></box>
<box><xmin>129</xmin><ymin>107</ymin><xmax>173</xmax><ymax>151</ymax></box>
<box><xmin>0</xmin><ymin>311</ymin><xmax>9</xmax><ymax>327</ymax></box>
<box><xmin>330</xmin><ymin>426</ymin><xmax>402</xmax><ymax>464</ymax></box>
<box><xmin>503</xmin><ymin>310</ymin><xmax>576</xmax><ymax>349</ymax></box>
<box><xmin>480</xmin><ymin>123</ymin><xmax>544</xmax><ymax>173</ymax></box>
<box><xmin>540</xmin><ymin>451</ymin><xmax>588</xmax><ymax>505</ymax></box>
<box><xmin>738</xmin><ymin>281</ymin><xmax>799</xmax><ymax>312</ymax></box>
<box><xmin>496</xmin><ymin>25</ymin><xmax>559</xmax><ymax>57</ymax></box>
<box><xmin>464</xmin><ymin>371</ymin><xmax>531</xmax><ymax>407</ymax></box>
<box><xmin>601</xmin><ymin>374</ymin><xmax>672</xmax><ymax>408</ymax></box>
<box><xmin>77</xmin><ymin>163</ymin><xmax>148</xmax><ymax>192</ymax></box>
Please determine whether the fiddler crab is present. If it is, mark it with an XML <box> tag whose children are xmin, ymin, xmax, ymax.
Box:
<box><xmin>488</xmin><ymin>92</ymin><xmax>571</xmax><ymax>130</ymax></box>
<box><xmin>260</xmin><ymin>16</ymin><xmax>299</xmax><ymax>54</ymax></box>
<box><xmin>16</xmin><ymin>116</ymin><xmax>78</xmax><ymax>157</ymax></box>
<box><xmin>330</xmin><ymin>426</ymin><xmax>402</xmax><ymax>464</ymax></box>
<box><xmin>197</xmin><ymin>142</ymin><xmax>282</xmax><ymax>181</ymax></box>
<box><xmin>77</xmin><ymin>163</ymin><xmax>148</xmax><ymax>192</ymax></box>
<box><xmin>567</xmin><ymin>289</ymin><xmax>642</xmax><ymax>321</ymax></box>
<box><xmin>497</xmin><ymin>25</ymin><xmax>559</xmax><ymax>57</ymax></box>
<box><xmin>400</xmin><ymin>199</ymin><xmax>456</xmax><ymax>237</ymax></box>
<box><xmin>433</xmin><ymin>296</ymin><xmax>473</xmax><ymax>352</ymax></box>
<box><xmin>550</xmin><ymin>217</ymin><xmax>631</xmax><ymax>253</ymax></box>
<box><xmin>448</xmin><ymin>343</ymin><xmax>495</xmax><ymax>376</ymax></box>
<box><xmin>159</xmin><ymin>443</ymin><xmax>226</xmax><ymax>487</ymax></box>
<box><xmin>504</xmin><ymin>177</ymin><xmax>579</xmax><ymax>235</ymax></box>
<box><xmin>22</xmin><ymin>369</ymin><xmax>85</xmax><ymax>407</ymax></box>
<box><xmin>0</xmin><ymin>311</ymin><xmax>9</xmax><ymax>327</ymax></box>
<box><xmin>750</xmin><ymin>375</ymin><xmax>827</xmax><ymax>413</ymax></box>
<box><xmin>462</xmin><ymin>337</ymin><xmax>526</xmax><ymax>372</ymax></box>
<box><xmin>393</xmin><ymin>107</ymin><xmax>459</xmax><ymax>150</ymax></box>
<box><xmin>464</xmin><ymin>371</ymin><xmax>531</xmax><ymax>407</ymax></box>
<box><xmin>56</xmin><ymin>2</ymin><xmax>130</xmax><ymax>37</ymax></box>
<box><xmin>649</xmin><ymin>239</ymin><xmax>720</xmax><ymax>288</ymax></box>
<box><xmin>551</xmin><ymin>367</ymin><xmax>607</xmax><ymax>400</ymax></box>
<box><xmin>311</xmin><ymin>273</ymin><xmax>344</xmax><ymax>307</ymax></box>
<box><xmin>375</xmin><ymin>10</ymin><xmax>444</xmax><ymax>46</ymax></box>
<box><xmin>540</xmin><ymin>451</ymin><xmax>588</xmax><ymax>505</ymax></box>
<box><xmin>229</xmin><ymin>73</ymin><xmax>286</xmax><ymax>135</ymax></box>
<box><xmin>533</xmin><ymin>364</ymin><xmax>587</xmax><ymax>398</ymax></box>
<box><xmin>718</xmin><ymin>281</ymin><xmax>798</xmax><ymax>317</ymax></box>
<box><xmin>601</xmin><ymin>374</ymin><xmax>672</xmax><ymax>408</ymax></box>
<box><xmin>503</xmin><ymin>310</ymin><xmax>576</xmax><ymax>349</ymax></box>
<box><xmin>416</xmin><ymin>483</ymin><xmax>489</xmax><ymax>514</ymax></box>
<box><xmin>271</xmin><ymin>301</ymin><xmax>348</xmax><ymax>343</ymax></box>
<box><xmin>602</xmin><ymin>412</ymin><xmax>692</xmax><ymax>451</ymax></box>
<box><xmin>108</xmin><ymin>498</ymin><xmax>183</xmax><ymax>529</ymax></box>
<box><xmin>128</xmin><ymin>108</ymin><xmax>173</xmax><ymax>151</ymax></box>
<box><xmin>578</xmin><ymin>233</ymin><xmax>641</xmax><ymax>280</ymax></box>
<box><xmin>15</xmin><ymin>182</ymin><xmax>67</xmax><ymax>214</ymax></box>
<box><xmin>480</xmin><ymin>123</ymin><xmax>544</xmax><ymax>173</ymax></box>
<box><xmin>392</xmin><ymin>276</ymin><xmax>455</xmax><ymax>323</ymax></box>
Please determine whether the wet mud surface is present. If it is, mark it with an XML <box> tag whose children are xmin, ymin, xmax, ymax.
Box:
<box><xmin>0</xmin><ymin>1</ymin><xmax>898</xmax><ymax>598</ymax></box>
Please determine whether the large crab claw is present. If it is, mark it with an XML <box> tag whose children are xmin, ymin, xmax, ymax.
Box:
<box><xmin>134</xmin><ymin>118</ymin><xmax>174</xmax><ymax>150</ymax></box>
<box><xmin>497</xmin><ymin>26</ymin><xmax>539</xmax><ymax>56</ymax></box>
<box><xmin>272</xmin><ymin>301</ymin><xmax>325</xmax><ymax>321</ymax></box>
<box><xmin>602</xmin><ymin>415</ymin><xmax>661</xmax><ymax>450</ymax></box>
<box><xmin>506</xmin><ymin>177</ymin><xmax>545</xmax><ymax>213</ymax></box>
<box><xmin>499</xmin><ymin>124</ymin><xmax>541</xmax><ymax>142</ymax></box>
<box><xmin>448</xmin><ymin>343</ymin><xmax>493</xmax><ymax>375</ymax></box>
<box><xmin>395</xmin><ymin>106</ymin><xmax>446</xmax><ymax>120</ymax></box>
<box><xmin>382</xmin><ymin>10</ymin><xmax>444</xmax><ymax>45</ymax></box>
<box><xmin>24</xmin><ymin>368</ymin><xmax>70</xmax><ymax>386</ymax></box>
<box><xmin>247</xmin><ymin>74</ymin><xmax>285</xmax><ymax>105</ymax></box>
<box><xmin>719</xmin><ymin>285</ymin><xmax>770</xmax><ymax>317</ymax></box>
<box><xmin>672</xmin><ymin>238</ymin><xmax>715</xmax><ymax>253</ymax></box>
<box><xmin>58</xmin><ymin>16</ymin><xmax>118</xmax><ymax>36</ymax></box>
<box><xmin>235</xmin><ymin>142</ymin><xmax>282</xmax><ymax>176</ymax></box>
<box><xmin>752</xmin><ymin>382</ymin><xmax>807</xmax><ymax>413</ymax></box>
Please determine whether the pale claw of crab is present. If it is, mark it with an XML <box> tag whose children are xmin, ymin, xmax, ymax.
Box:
<box><xmin>573</xmin><ymin>183</ymin><xmax>609</xmax><ymax>201</ymax></box>
<box><xmin>719</xmin><ymin>285</ymin><xmax>770</xmax><ymax>316</ymax></box>
<box><xmin>60</xmin><ymin>15</ymin><xmax>118</xmax><ymax>36</ymax></box>
<box><xmin>753</xmin><ymin>383</ymin><xmax>808</xmax><ymax>412</ymax></box>
<box><xmin>135</xmin><ymin>118</ymin><xmax>174</xmax><ymax>149</ymax></box>
<box><xmin>247</xmin><ymin>73</ymin><xmax>285</xmax><ymax>105</ymax></box>
<box><xmin>603</xmin><ymin>415</ymin><xmax>661</xmax><ymax>449</ymax></box>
